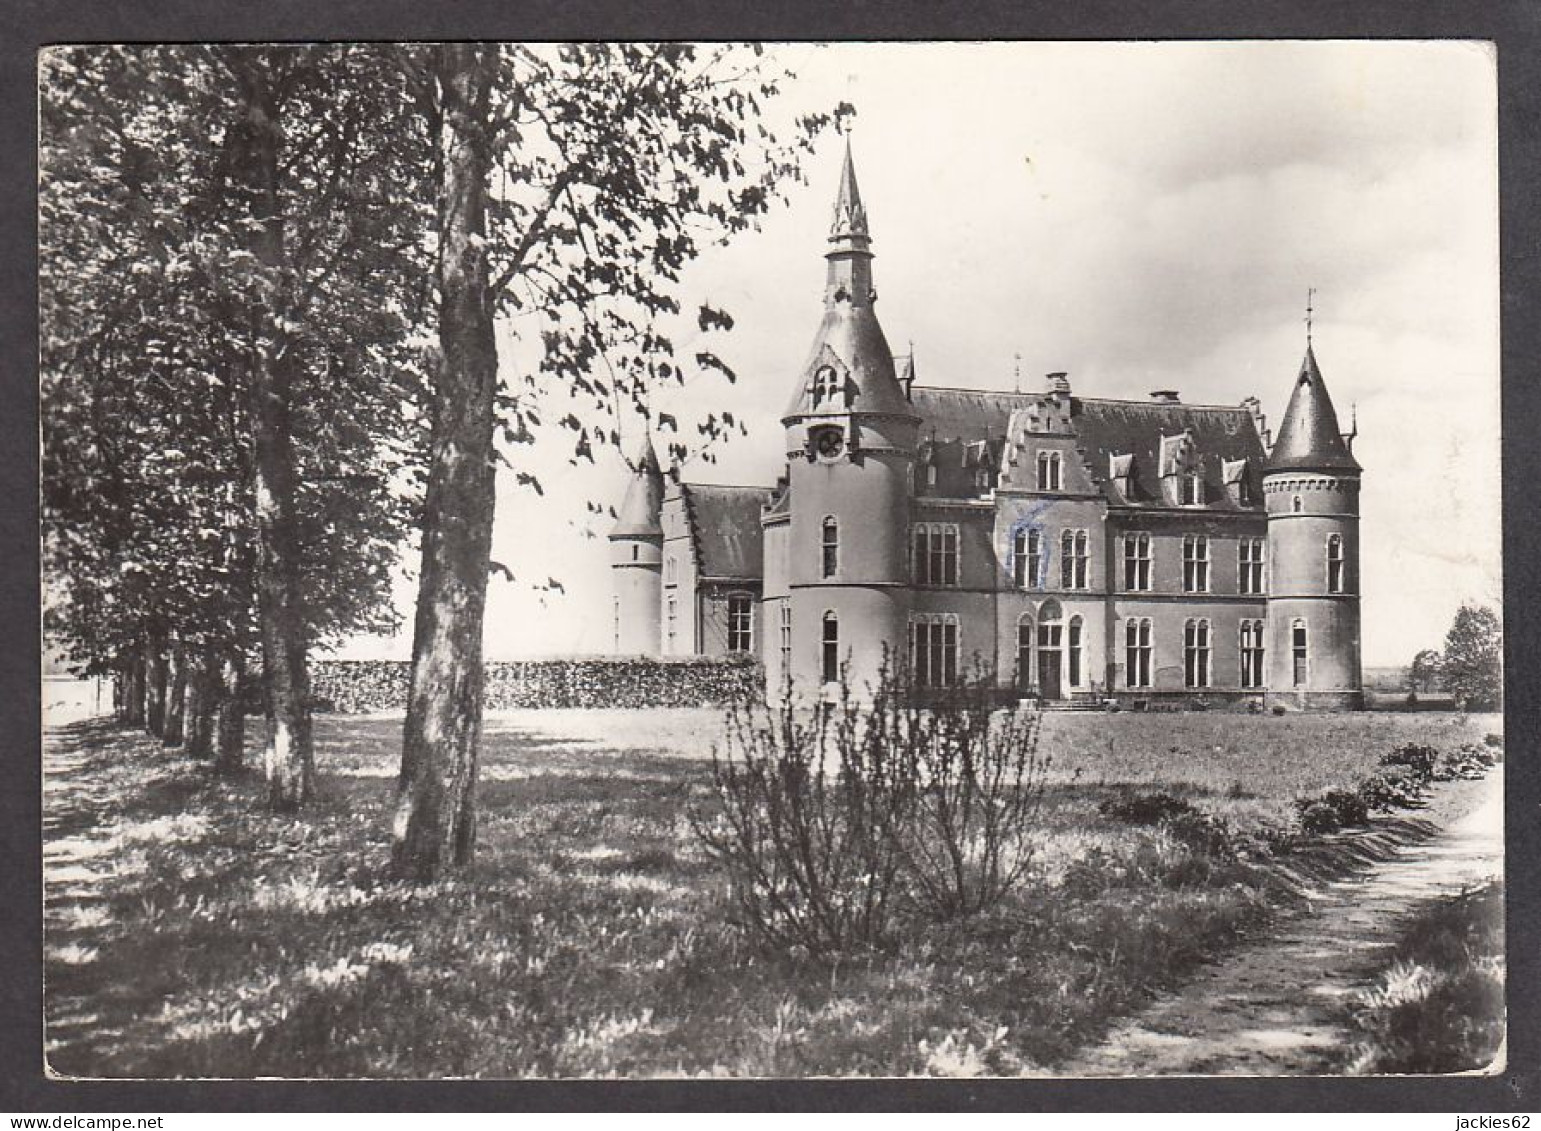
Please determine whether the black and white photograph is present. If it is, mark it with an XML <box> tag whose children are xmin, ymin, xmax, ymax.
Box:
<box><xmin>37</xmin><ymin>39</ymin><xmax>1508</xmax><ymax>1083</ymax></box>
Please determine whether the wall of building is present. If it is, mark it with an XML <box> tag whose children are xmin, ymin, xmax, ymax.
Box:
<box><xmin>696</xmin><ymin>582</ymin><xmax>762</xmax><ymax>658</ymax></box>
<box><xmin>660</xmin><ymin>491</ymin><xmax>698</xmax><ymax>656</ymax></box>
<box><xmin>609</xmin><ymin>533</ymin><xmax>662</xmax><ymax>654</ymax></box>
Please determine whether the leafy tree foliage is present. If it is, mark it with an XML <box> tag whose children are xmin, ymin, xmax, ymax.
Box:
<box><xmin>1405</xmin><ymin>648</ymin><xmax>1444</xmax><ymax>696</ymax></box>
<box><xmin>1441</xmin><ymin>603</ymin><xmax>1502</xmax><ymax>711</ymax></box>
<box><xmin>391</xmin><ymin>43</ymin><xmax>846</xmax><ymax>880</ymax></box>
<box><xmin>41</xmin><ymin>46</ymin><xmax>435</xmax><ymax>796</ymax></box>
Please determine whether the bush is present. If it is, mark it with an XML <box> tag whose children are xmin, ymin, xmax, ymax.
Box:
<box><xmin>1322</xmin><ymin>788</ymin><xmax>1370</xmax><ymax>827</ymax></box>
<box><xmin>1483</xmin><ymin>732</ymin><xmax>1503</xmax><ymax>750</ymax></box>
<box><xmin>693</xmin><ymin>661</ymin><xmax>1050</xmax><ymax>955</ymax></box>
<box><xmin>1381</xmin><ymin>743</ymin><xmax>1440</xmax><ymax>781</ymax></box>
<box><xmin>1358</xmin><ymin>765</ymin><xmax>1427</xmax><ymax>812</ymax></box>
<box><xmin>1098</xmin><ymin>791</ymin><xmax>1197</xmax><ymax>827</ymax></box>
<box><xmin>1271</xmin><ymin>705</ymin><xmax>1287</xmax><ymax>716</ymax></box>
<box><xmin>1296</xmin><ymin>801</ymin><xmax>1342</xmax><ymax>835</ymax></box>
<box><xmin>1162</xmin><ymin>809</ymin><xmax>1238</xmax><ymax>860</ymax></box>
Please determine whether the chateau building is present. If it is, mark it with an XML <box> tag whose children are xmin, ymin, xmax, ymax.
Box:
<box><xmin>611</xmin><ymin>147</ymin><xmax>1364</xmax><ymax>709</ymax></box>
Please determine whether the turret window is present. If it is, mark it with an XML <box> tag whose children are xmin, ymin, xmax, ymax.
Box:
<box><xmin>821</xmin><ymin>611</ymin><xmax>840</xmax><ymax>683</ymax></box>
<box><xmin>1240</xmin><ymin>619</ymin><xmax>1265</xmax><ymax>688</ymax></box>
<box><xmin>1326</xmin><ymin>534</ymin><xmax>1345</xmax><ymax>593</ymax></box>
<box><xmin>1184</xmin><ymin>618</ymin><xmax>1212</xmax><ymax>688</ymax></box>
<box><xmin>1239</xmin><ymin>538</ymin><xmax>1265</xmax><ymax>595</ymax></box>
<box><xmin>1013</xmin><ymin>527</ymin><xmax>1043</xmax><ymax>589</ymax></box>
<box><xmin>666</xmin><ymin>596</ymin><xmax>678</xmax><ymax>653</ymax></box>
<box><xmin>910</xmin><ymin>613</ymin><xmax>960</xmax><ymax>689</ymax></box>
<box><xmin>821</xmin><ymin>516</ymin><xmax>839</xmax><ymax>579</ymax></box>
<box><xmin>1060</xmin><ymin>529</ymin><xmax>1089</xmax><ymax>589</ymax></box>
<box><xmin>1292</xmin><ymin>619</ymin><xmax>1308</xmax><ymax>686</ymax></box>
<box><xmin>1125</xmin><ymin>618</ymin><xmax>1153</xmax><ymax>689</ymax></box>
<box><xmin>913</xmin><ymin>523</ymin><xmax>960</xmax><ymax>586</ymax></box>
<box><xmin>1182</xmin><ymin>534</ymin><xmax>1210</xmax><ymax>593</ymax></box>
<box><xmin>727</xmin><ymin>594</ymin><xmax>753</xmax><ymax>653</ymax></box>
<box><xmin>779</xmin><ymin>604</ymin><xmax>792</xmax><ymax>677</ymax></box>
<box><xmin>1123</xmin><ymin>532</ymin><xmax>1152</xmax><ymax>591</ymax></box>
<box><xmin>812</xmin><ymin>364</ymin><xmax>841</xmax><ymax>408</ymax></box>
<box><xmin>1036</xmin><ymin>450</ymin><xmax>1062</xmax><ymax>492</ymax></box>
<box><xmin>1292</xmin><ymin>495</ymin><xmax>1303</xmax><ymax>514</ymax></box>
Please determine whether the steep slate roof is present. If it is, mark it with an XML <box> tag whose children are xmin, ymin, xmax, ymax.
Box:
<box><xmin>610</xmin><ymin>433</ymin><xmax>665</xmax><ymax>538</ymax></box>
<box><xmin>910</xmin><ymin>386</ymin><xmax>1037</xmax><ymax>443</ymax></box>
<box><xmin>1266</xmin><ymin>345</ymin><xmax>1360</xmax><ymax>473</ymax></box>
<box><xmin>681</xmin><ymin>484</ymin><xmax>771</xmax><ymax>580</ymax></box>
<box><xmin>1071</xmin><ymin>398</ymin><xmax>1267</xmax><ymax>509</ymax></box>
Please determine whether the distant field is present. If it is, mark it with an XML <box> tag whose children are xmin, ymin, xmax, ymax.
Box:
<box><xmin>44</xmin><ymin>704</ymin><xmax>1501</xmax><ymax>1077</ymax></box>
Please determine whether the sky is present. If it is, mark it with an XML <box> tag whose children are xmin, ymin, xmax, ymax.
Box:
<box><xmin>334</xmin><ymin>40</ymin><xmax>1501</xmax><ymax>670</ymax></box>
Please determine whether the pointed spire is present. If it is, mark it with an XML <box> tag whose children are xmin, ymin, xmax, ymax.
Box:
<box><xmin>829</xmin><ymin>137</ymin><xmax>869</xmax><ymax>244</ymax></box>
<box><xmin>1266</xmin><ymin>343</ymin><xmax>1361</xmax><ymax>473</ymax></box>
<box><xmin>610</xmin><ymin>432</ymin><xmax>665</xmax><ymax>538</ymax></box>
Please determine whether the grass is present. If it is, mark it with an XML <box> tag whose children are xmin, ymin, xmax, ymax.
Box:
<box><xmin>42</xmin><ymin>705</ymin><xmax>1500</xmax><ymax>1078</ymax></box>
<box><xmin>1343</xmin><ymin>880</ymin><xmax>1505</xmax><ymax>1075</ymax></box>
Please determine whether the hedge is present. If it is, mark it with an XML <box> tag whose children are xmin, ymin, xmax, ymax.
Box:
<box><xmin>310</xmin><ymin>657</ymin><xmax>761</xmax><ymax>713</ymax></box>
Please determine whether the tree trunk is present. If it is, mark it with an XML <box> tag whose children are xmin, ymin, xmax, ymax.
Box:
<box><xmin>145</xmin><ymin>637</ymin><xmax>168</xmax><ymax>737</ymax></box>
<box><xmin>184</xmin><ymin>648</ymin><xmax>217</xmax><ymax>758</ymax></box>
<box><xmin>124</xmin><ymin>651</ymin><xmax>145</xmax><ymax>726</ymax></box>
<box><xmin>163</xmin><ymin>644</ymin><xmax>186</xmax><ymax>746</ymax></box>
<box><xmin>228</xmin><ymin>52</ymin><xmax>314</xmax><ymax>810</ymax></box>
<box><xmin>391</xmin><ymin>44</ymin><xmax>499</xmax><ymax>882</ymax></box>
<box><xmin>214</xmin><ymin>650</ymin><xmax>247</xmax><ymax>775</ymax></box>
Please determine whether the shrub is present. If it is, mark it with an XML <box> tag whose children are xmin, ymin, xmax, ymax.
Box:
<box><xmin>1357</xmin><ymin>766</ymin><xmax>1427</xmax><ymax>812</ymax></box>
<box><xmin>693</xmin><ymin>661</ymin><xmax>1049</xmax><ymax>955</ymax></box>
<box><xmin>1322</xmin><ymin>789</ymin><xmax>1370</xmax><ymax>827</ymax></box>
<box><xmin>1483</xmin><ymin>732</ymin><xmax>1503</xmax><ymax>750</ymax></box>
<box><xmin>1162</xmin><ymin>809</ymin><xmax>1238</xmax><ymax>860</ymax></box>
<box><xmin>1381</xmin><ymin>743</ymin><xmax>1440</xmax><ymax>781</ymax></box>
<box><xmin>1271</xmin><ymin>705</ymin><xmax>1287</xmax><ymax>716</ymax></box>
<box><xmin>1296</xmin><ymin>800</ymin><xmax>1342</xmax><ymax>835</ymax></box>
<box><xmin>1098</xmin><ymin>791</ymin><xmax>1197</xmax><ymax>826</ymax></box>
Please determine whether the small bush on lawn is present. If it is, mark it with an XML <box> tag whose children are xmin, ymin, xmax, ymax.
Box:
<box><xmin>1381</xmin><ymin>743</ymin><xmax>1440</xmax><ymax>781</ymax></box>
<box><xmin>1097</xmin><ymin>791</ymin><xmax>1196</xmax><ymax>826</ymax></box>
<box><xmin>1322</xmin><ymin>788</ymin><xmax>1370</xmax><ymax>827</ymax></box>
<box><xmin>693</xmin><ymin>660</ymin><xmax>1049</xmax><ymax>955</ymax></box>
<box><xmin>1483</xmin><ymin>733</ymin><xmax>1503</xmax><ymax>751</ymax></box>
<box><xmin>1161</xmin><ymin>809</ymin><xmax>1238</xmax><ymax>860</ymax></box>
<box><xmin>1296</xmin><ymin>800</ymin><xmax>1342</xmax><ymax>835</ymax></box>
<box><xmin>1358</xmin><ymin>765</ymin><xmax>1427</xmax><ymax>812</ymax></box>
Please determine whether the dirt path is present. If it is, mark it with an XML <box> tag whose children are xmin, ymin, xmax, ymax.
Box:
<box><xmin>1047</xmin><ymin>768</ymin><xmax>1504</xmax><ymax>1077</ymax></box>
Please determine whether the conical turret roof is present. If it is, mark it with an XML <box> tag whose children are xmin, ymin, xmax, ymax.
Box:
<box><xmin>783</xmin><ymin>143</ymin><xmax>917</xmax><ymax>422</ymax></box>
<box><xmin>610</xmin><ymin>432</ymin><xmax>665</xmax><ymax>538</ymax></box>
<box><xmin>1266</xmin><ymin>344</ymin><xmax>1361</xmax><ymax>473</ymax></box>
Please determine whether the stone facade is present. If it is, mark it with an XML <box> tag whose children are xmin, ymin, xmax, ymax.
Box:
<box><xmin>610</xmin><ymin>147</ymin><xmax>1364</xmax><ymax>709</ymax></box>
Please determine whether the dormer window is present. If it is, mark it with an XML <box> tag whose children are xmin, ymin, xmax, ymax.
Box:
<box><xmin>812</xmin><ymin>364</ymin><xmax>841</xmax><ymax>408</ymax></box>
<box><xmin>1036</xmin><ymin>450</ymin><xmax>1062</xmax><ymax>492</ymax></box>
<box><xmin>1181</xmin><ymin>471</ymin><xmax>1203</xmax><ymax>506</ymax></box>
<box><xmin>926</xmin><ymin>465</ymin><xmax>937</xmax><ymax>487</ymax></box>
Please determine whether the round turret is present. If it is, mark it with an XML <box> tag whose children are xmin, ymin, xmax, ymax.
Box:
<box><xmin>609</xmin><ymin>435</ymin><xmax>665</xmax><ymax>654</ymax></box>
<box><xmin>1264</xmin><ymin>344</ymin><xmax>1363</xmax><ymax>709</ymax></box>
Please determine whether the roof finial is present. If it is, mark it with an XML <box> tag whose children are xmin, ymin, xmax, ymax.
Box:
<box><xmin>1013</xmin><ymin>351</ymin><xmax>1022</xmax><ymax>394</ymax></box>
<box><xmin>830</xmin><ymin>137</ymin><xmax>869</xmax><ymax>242</ymax></box>
<box><xmin>1305</xmin><ymin>287</ymin><xmax>1316</xmax><ymax>345</ymax></box>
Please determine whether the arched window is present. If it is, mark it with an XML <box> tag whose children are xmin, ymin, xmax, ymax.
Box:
<box><xmin>1010</xmin><ymin>527</ymin><xmax>1042</xmax><ymax>589</ymax></box>
<box><xmin>1326</xmin><ymin>533</ymin><xmax>1345</xmax><ymax>593</ymax></box>
<box><xmin>1125</xmin><ymin>617</ymin><xmax>1152</xmax><ymax>688</ymax></box>
<box><xmin>1123</xmin><ymin>531</ymin><xmax>1151</xmax><ymax>591</ymax></box>
<box><xmin>1184</xmin><ymin>618</ymin><xmax>1211</xmax><ymax>688</ymax></box>
<box><xmin>912</xmin><ymin>523</ymin><xmax>960</xmax><ymax>586</ymax></box>
<box><xmin>1016</xmin><ymin>612</ymin><xmax>1034</xmax><ymax>691</ymax></box>
<box><xmin>1239</xmin><ymin>537</ymin><xmax>1265</xmax><ymax>594</ymax></box>
<box><xmin>1292</xmin><ymin>494</ymin><xmax>1303</xmax><ymax>514</ymax></box>
<box><xmin>1292</xmin><ymin>618</ymin><xmax>1308</xmax><ymax>687</ymax></box>
<box><xmin>1060</xmin><ymin>529</ymin><xmax>1088</xmax><ymax>589</ymax></box>
<box><xmin>821</xmin><ymin>611</ymin><xmax>840</xmax><ymax>684</ymax></box>
<box><xmin>910</xmin><ymin>613</ymin><xmax>960</xmax><ymax>688</ymax></box>
<box><xmin>727</xmin><ymin>593</ymin><xmax>753</xmax><ymax>653</ymax></box>
<box><xmin>821</xmin><ymin>516</ymin><xmax>839</xmax><ymax>579</ymax></box>
<box><xmin>1183</xmin><ymin>533</ymin><xmax>1210</xmax><ymax>593</ymax></box>
<box><xmin>1036</xmin><ymin>600</ymin><xmax>1064</xmax><ymax>699</ymax></box>
<box><xmin>778</xmin><ymin>604</ymin><xmax>792</xmax><ymax>677</ymax></box>
<box><xmin>1240</xmin><ymin>619</ymin><xmax>1265</xmax><ymax>688</ymax></box>
<box><xmin>1068</xmin><ymin>615</ymin><xmax>1084</xmax><ymax>688</ymax></box>
<box><xmin>812</xmin><ymin>364</ymin><xmax>840</xmax><ymax>408</ymax></box>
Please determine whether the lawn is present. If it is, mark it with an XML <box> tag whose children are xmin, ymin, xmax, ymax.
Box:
<box><xmin>43</xmin><ymin>705</ymin><xmax>1500</xmax><ymax>1078</ymax></box>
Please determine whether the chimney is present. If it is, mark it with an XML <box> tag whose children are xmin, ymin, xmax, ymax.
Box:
<box><xmin>1048</xmin><ymin>371</ymin><xmax>1071</xmax><ymax>395</ymax></box>
<box><xmin>1149</xmin><ymin>389</ymin><xmax>1180</xmax><ymax>404</ymax></box>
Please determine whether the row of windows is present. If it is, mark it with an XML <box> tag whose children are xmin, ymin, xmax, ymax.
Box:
<box><xmin>809</xmin><ymin>522</ymin><xmax>1346</xmax><ymax>594</ymax></box>
<box><xmin>805</xmin><ymin>608</ymin><xmax>1308</xmax><ymax>693</ymax></box>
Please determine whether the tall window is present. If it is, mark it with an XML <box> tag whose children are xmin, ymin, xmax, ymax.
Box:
<box><xmin>926</xmin><ymin>465</ymin><xmax>937</xmax><ymax>487</ymax></box>
<box><xmin>1067</xmin><ymin>616</ymin><xmax>1083</xmax><ymax>688</ymax></box>
<box><xmin>821</xmin><ymin>611</ymin><xmax>840</xmax><ymax>683</ymax></box>
<box><xmin>1124</xmin><ymin>618</ymin><xmax>1152</xmax><ymax>688</ymax></box>
<box><xmin>1015</xmin><ymin>612</ymin><xmax>1033</xmax><ymax>690</ymax></box>
<box><xmin>913</xmin><ymin>523</ymin><xmax>960</xmax><ymax>586</ymax></box>
<box><xmin>1181</xmin><ymin>471</ymin><xmax>1203</xmax><ymax>506</ymax></box>
<box><xmin>1012</xmin><ymin>527</ymin><xmax>1043</xmax><ymax>588</ymax></box>
<box><xmin>1184</xmin><ymin>618</ymin><xmax>1211</xmax><ymax>688</ymax></box>
<box><xmin>1239</xmin><ymin>537</ymin><xmax>1265</xmax><ymax>595</ymax></box>
<box><xmin>1036</xmin><ymin>450</ymin><xmax>1062</xmax><ymax>491</ymax></box>
<box><xmin>1123</xmin><ymin>531</ymin><xmax>1152</xmax><ymax>591</ymax></box>
<box><xmin>1240</xmin><ymin>619</ymin><xmax>1265</xmax><ymax>689</ymax></box>
<box><xmin>666</xmin><ymin>596</ymin><xmax>678</xmax><ymax>652</ymax></box>
<box><xmin>1183</xmin><ymin>534</ymin><xmax>1210</xmax><ymax>593</ymax></box>
<box><xmin>779</xmin><ymin>603</ymin><xmax>792</xmax><ymax>676</ymax></box>
<box><xmin>1292</xmin><ymin>618</ymin><xmax>1308</xmax><ymax>686</ymax></box>
<box><xmin>665</xmin><ymin>554</ymin><xmax>678</xmax><ymax>585</ymax></box>
<box><xmin>1292</xmin><ymin>494</ymin><xmax>1303</xmax><ymax>513</ymax></box>
<box><xmin>911</xmin><ymin>613</ymin><xmax>960</xmax><ymax>688</ymax></box>
<box><xmin>1326</xmin><ymin>533</ymin><xmax>1345</xmax><ymax>593</ymax></box>
<box><xmin>821</xmin><ymin>516</ymin><xmax>839</xmax><ymax>579</ymax></box>
<box><xmin>727</xmin><ymin>594</ymin><xmax>753</xmax><ymax>653</ymax></box>
<box><xmin>1060</xmin><ymin>529</ymin><xmax>1089</xmax><ymax>589</ymax></box>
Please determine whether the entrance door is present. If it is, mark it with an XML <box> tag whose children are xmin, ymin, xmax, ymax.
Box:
<box><xmin>1038</xmin><ymin>623</ymin><xmax>1063</xmax><ymax>700</ymax></box>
